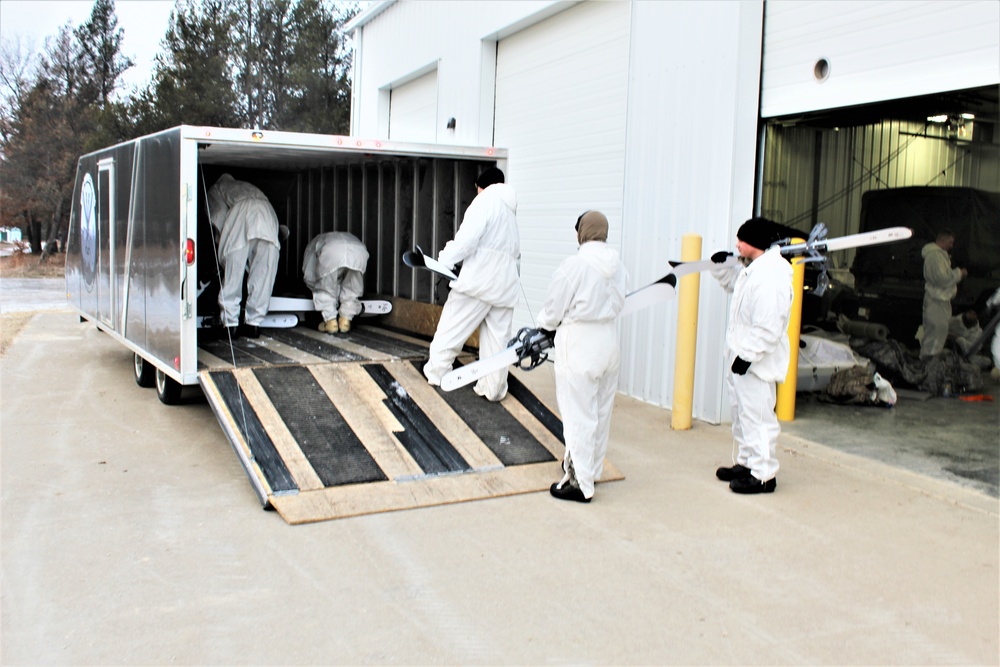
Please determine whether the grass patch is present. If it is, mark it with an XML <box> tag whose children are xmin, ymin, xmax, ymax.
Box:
<box><xmin>0</xmin><ymin>253</ymin><xmax>66</xmax><ymax>279</ymax></box>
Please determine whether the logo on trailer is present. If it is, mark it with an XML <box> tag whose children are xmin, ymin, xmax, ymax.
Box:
<box><xmin>80</xmin><ymin>173</ymin><xmax>97</xmax><ymax>287</ymax></box>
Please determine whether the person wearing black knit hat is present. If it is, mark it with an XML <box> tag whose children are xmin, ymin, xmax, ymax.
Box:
<box><xmin>423</xmin><ymin>166</ymin><xmax>520</xmax><ymax>401</ymax></box>
<box><xmin>708</xmin><ymin>216</ymin><xmax>794</xmax><ymax>494</ymax></box>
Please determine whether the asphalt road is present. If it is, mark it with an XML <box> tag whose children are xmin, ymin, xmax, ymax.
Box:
<box><xmin>0</xmin><ymin>278</ymin><xmax>68</xmax><ymax>313</ymax></box>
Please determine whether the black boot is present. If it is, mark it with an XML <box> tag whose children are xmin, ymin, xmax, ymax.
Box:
<box><xmin>550</xmin><ymin>482</ymin><xmax>591</xmax><ymax>503</ymax></box>
<box><xmin>716</xmin><ymin>463</ymin><xmax>752</xmax><ymax>481</ymax></box>
<box><xmin>729</xmin><ymin>476</ymin><xmax>776</xmax><ymax>494</ymax></box>
<box><xmin>239</xmin><ymin>323</ymin><xmax>260</xmax><ymax>339</ymax></box>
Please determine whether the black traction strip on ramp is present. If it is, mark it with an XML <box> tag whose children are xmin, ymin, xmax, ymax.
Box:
<box><xmin>364</xmin><ymin>364</ymin><xmax>471</xmax><ymax>475</ymax></box>
<box><xmin>200</xmin><ymin>340</ymin><xmax>268</xmax><ymax>367</ymax></box>
<box><xmin>253</xmin><ymin>366</ymin><xmax>387</xmax><ymax>487</ymax></box>
<box><xmin>266</xmin><ymin>329</ymin><xmax>365</xmax><ymax>362</ymax></box>
<box><xmin>412</xmin><ymin>361</ymin><xmax>555</xmax><ymax>466</ymax></box>
<box><xmin>342</xmin><ymin>329</ymin><xmax>428</xmax><ymax>358</ymax></box>
<box><xmin>506</xmin><ymin>373</ymin><xmax>565</xmax><ymax>444</ymax></box>
<box><xmin>209</xmin><ymin>371</ymin><xmax>298</xmax><ymax>493</ymax></box>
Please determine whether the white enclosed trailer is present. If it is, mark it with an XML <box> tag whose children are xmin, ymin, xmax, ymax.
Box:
<box><xmin>65</xmin><ymin>125</ymin><xmax>505</xmax><ymax>402</ymax></box>
<box><xmin>62</xmin><ymin>126</ymin><xmax>594</xmax><ymax>520</ymax></box>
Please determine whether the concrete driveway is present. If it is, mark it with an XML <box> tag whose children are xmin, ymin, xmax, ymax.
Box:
<box><xmin>1</xmin><ymin>312</ymin><xmax>997</xmax><ymax>665</ymax></box>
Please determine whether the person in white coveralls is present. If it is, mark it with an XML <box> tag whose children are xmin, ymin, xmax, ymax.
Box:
<box><xmin>710</xmin><ymin>217</ymin><xmax>793</xmax><ymax>494</ymax></box>
<box><xmin>207</xmin><ymin>173</ymin><xmax>281</xmax><ymax>339</ymax></box>
<box><xmin>303</xmin><ymin>231</ymin><xmax>369</xmax><ymax>334</ymax></box>
<box><xmin>423</xmin><ymin>167</ymin><xmax>520</xmax><ymax>402</ymax></box>
<box><xmin>920</xmin><ymin>229</ymin><xmax>966</xmax><ymax>359</ymax></box>
<box><xmin>536</xmin><ymin>211</ymin><xmax>627</xmax><ymax>503</ymax></box>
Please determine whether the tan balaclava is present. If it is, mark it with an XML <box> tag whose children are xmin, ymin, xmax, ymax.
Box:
<box><xmin>576</xmin><ymin>210</ymin><xmax>609</xmax><ymax>245</ymax></box>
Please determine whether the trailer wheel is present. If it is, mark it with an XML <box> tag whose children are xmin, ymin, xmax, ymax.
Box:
<box><xmin>155</xmin><ymin>369</ymin><xmax>182</xmax><ymax>405</ymax></box>
<box><xmin>134</xmin><ymin>353</ymin><xmax>155</xmax><ymax>388</ymax></box>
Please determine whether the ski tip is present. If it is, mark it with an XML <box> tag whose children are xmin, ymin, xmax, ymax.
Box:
<box><xmin>668</xmin><ymin>260</ymin><xmax>682</xmax><ymax>267</ymax></box>
<box><xmin>439</xmin><ymin>376</ymin><xmax>462</xmax><ymax>391</ymax></box>
<box><xmin>659</xmin><ymin>273</ymin><xmax>677</xmax><ymax>287</ymax></box>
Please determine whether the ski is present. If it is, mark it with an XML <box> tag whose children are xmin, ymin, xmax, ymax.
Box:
<box><xmin>360</xmin><ymin>299</ymin><xmax>392</xmax><ymax>316</ymax></box>
<box><xmin>268</xmin><ymin>296</ymin><xmax>392</xmax><ymax>317</ymax></box>
<box><xmin>620</xmin><ymin>256</ymin><xmax>742</xmax><ymax>317</ymax></box>
<box><xmin>621</xmin><ymin>225</ymin><xmax>913</xmax><ymax>316</ymax></box>
<box><xmin>779</xmin><ymin>225</ymin><xmax>912</xmax><ymax>255</ymax></box>
<box><xmin>197</xmin><ymin>313</ymin><xmax>298</xmax><ymax>329</ymax></box>
<box><xmin>439</xmin><ymin>327</ymin><xmax>553</xmax><ymax>391</ymax></box>
<box><xmin>402</xmin><ymin>245</ymin><xmax>459</xmax><ymax>281</ymax></box>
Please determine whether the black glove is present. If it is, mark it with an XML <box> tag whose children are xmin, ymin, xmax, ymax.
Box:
<box><xmin>711</xmin><ymin>251</ymin><xmax>734</xmax><ymax>264</ymax></box>
<box><xmin>731</xmin><ymin>356</ymin><xmax>751</xmax><ymax>375</ymax></box>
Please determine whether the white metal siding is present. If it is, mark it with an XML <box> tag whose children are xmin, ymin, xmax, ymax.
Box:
<box><xmin>761</xmin><ymin>0</ymin><xmax>1000</xmax><ymax>118</ymax></box>
<box><xmin>494</xmin><ymin>1</ymin><xmax>631</xmax><ymax>331</ymax></box>
<box><xmin>349</xmin><ymin>1</ymin><xmax>564</xmax><ymax>143</ymax></box>
<box><xmin>389</xmin><ymin>69</ymin><xmax>438</xmax><ymax>143</ymax></box>
<box><xmin>618</xmin><ymin>1</ymin><xmax>764</xmax><ymax>423</ymax></box>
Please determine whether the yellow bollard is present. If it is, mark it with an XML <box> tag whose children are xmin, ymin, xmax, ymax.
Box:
<box><xmin>671</xmin><ymin>234</ymin><xmax>702</xmax><ymax>430</ymax></box>
<box><xmin>776</xmin><ymin>239</ymin><xmax>806</xmax><ymax>422</ymax></box>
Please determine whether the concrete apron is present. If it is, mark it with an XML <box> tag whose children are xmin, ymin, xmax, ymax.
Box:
<box><xmin>1</xmin><ymin>312</ymin><xmax>997</xmax><ymax>665</ymax></box>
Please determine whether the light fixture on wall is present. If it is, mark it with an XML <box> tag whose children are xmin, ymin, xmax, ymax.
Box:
<box><xmin>446</xmin><ymin>117</ymin><xmax>456</xmax><ymax>130</ymax></box>
<box><xmin>926</xmin><ymin>113</ymin><xmax>974</xmax><ymax>140</ymax></box>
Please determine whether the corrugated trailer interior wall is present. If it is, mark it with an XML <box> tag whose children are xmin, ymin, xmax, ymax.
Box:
<box><xmin>198</xmin><ymin>158</ymin><xmax>487</xmax><ymax>315</ymax></box>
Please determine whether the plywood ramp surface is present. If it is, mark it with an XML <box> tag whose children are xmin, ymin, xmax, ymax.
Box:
<box><xmin>200</xmin><ymin>353</ymin><xmax>623</xmax><ymax>524</ymax></box>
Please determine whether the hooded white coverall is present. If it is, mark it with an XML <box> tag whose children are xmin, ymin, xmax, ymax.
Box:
<box><xmin>711</xmin><ymin>247</ymin><xmax>793</xmax><ymax>483</ymax></box>
<box><xmin>988</xmin><ymin>288</ymin><xmax>1000</xmax><ymax>372</ymax></box>
<box><xmin>207</xmin><ymin>174</ymin><xmax>281</xmax><ymax>327</ymax></box>
<box><xmin>423</xmin><ymin>183</ymin><xmax>520</xmax><ymax>401</ymax></box>
<box><xmin>536</xmin><ymin>241</ymin><xmax>627</xmax><ymax>499</ymax></box>
<box><xmin>303</xmin><ymin>232</ymin><xmax>369</xmax><ymax>323</ymax></box>
<box><xmin>921</xmin><ymin>242</ymin><xmax>963</xmax><ymax>358</ymax></box>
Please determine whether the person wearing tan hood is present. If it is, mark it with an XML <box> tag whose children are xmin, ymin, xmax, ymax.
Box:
<box><xmin>536</xmin><ymin>211</ymin><xmax>627</xmax><ymax>503</ymax></box>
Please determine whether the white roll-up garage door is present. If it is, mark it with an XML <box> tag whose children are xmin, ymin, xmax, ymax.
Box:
<box><xmin>389</xmin><ymin>69</ymin><xmax>438</xmax><ymax>142</ymax></box>
<box><xmin>494</xmin><ymin>1</ymin><xmax>630</xmax><ymax>325</ymax></box>
<box><xmin>761</xmin><ymin>0</ymin><xmax>1000</xmax><ymax>118</ymax></box>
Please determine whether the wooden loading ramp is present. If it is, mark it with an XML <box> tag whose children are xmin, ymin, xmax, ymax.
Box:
<box><xmin>196</xmin><ymin>324</ymin><xmax>623</xmax><ymax>524</ymax></box>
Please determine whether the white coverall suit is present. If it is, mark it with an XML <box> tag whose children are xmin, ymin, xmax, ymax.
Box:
<box><xmin>207</xmin><ymin>174</ymin><xmax>281</xmax><ymax>327</ymax></box>
<box><xmin>921</xmin><ymin>242</ymin><xmax>963</xmax><ymax>358</ymax></box>
<box><xmin>712</xmin><ymin>247</ymin><xmax>793</xmax><ymax>483</ymax></box>
<box><xmin>303</xmin><ymin>232</ymin><xmax>369</xmax><ymax>324</ymax></box>
<box><xmin>536</xmin><ymin>241</ymin><xmax>627</xmax><ymax>499</ymax></box>
<box><xmin>423</xmin><ymin>183</ymin><xmax>520</xmax><ymax>401</ymax></box>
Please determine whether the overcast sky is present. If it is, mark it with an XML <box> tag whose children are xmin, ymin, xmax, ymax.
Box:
<box><xmin>0</xmin><ymin>0</ymin><xmax>176</xmax><ymax>93</ymax></box>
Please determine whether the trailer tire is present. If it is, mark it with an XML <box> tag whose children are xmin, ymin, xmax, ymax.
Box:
<box><xmin>134</xmin><ymin>354</ymin><xmax>156</xmax><ymax>388</ymax></box>
<box><xmin>155</xmin><ymin>369</ymin><xmax>182</xmax><ymax>405</ymax></box>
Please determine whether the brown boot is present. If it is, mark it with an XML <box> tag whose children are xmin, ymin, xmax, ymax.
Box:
<box><xmin>338</xmin><ymin>316</ymin><xmax>351</xmax><ymax>333</ymax></box>
<box><xmin>318</xmin><ymin>320</ymin><xmax>338</xmax><ymax>333</ymax></box>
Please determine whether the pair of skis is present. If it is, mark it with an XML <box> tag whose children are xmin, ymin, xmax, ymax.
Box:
<box><xmin>196</xmin><ymin>296</ymin><xmax>392</xmax><ymax>330</ymax></box>
<box><xmin>410</xmin><ymin>224</ymin><xmax>913</xmax><ymax>391</ymax></box>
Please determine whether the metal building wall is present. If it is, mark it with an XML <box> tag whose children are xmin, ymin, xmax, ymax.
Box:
<box><xmin>618</xmin><ymin>1</ymin><xmax>765</xmax><ymax>423</ymax></box>
<box><xmin>349</xmin><ymin>0</ymin><xmax>565</xmax><ymax>145</ymax></box>
<box><xmin>761</xmin><ymin>0</ymin><xmax>1000</xmax><ymax>118</ymax></box>
<box><xmin>347</xmin><ymin>0</ymin><xmax>767</xmax><ymax>423</ymax></box>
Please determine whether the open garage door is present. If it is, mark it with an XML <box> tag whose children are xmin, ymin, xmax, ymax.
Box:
<box><xmin>760</xmin><ymin>1</ymin><xmax>1000</xmax><ymax>119</ymax></box>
